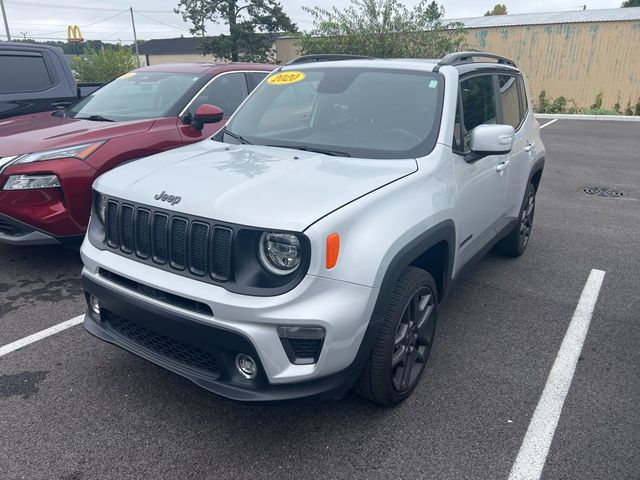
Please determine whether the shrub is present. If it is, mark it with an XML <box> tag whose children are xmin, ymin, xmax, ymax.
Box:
<box><xmin>591</xmin><ymin>92</ymin><xmax>603</xmax><ymax>110</ymax></box>
<box><xmin>624</xmin><ymin>98</ymin><xmax>634</xmax><ymax>116</ymax></box>
<box><xmin>613</xmin><ymin>91</ymin><xmax>622</xmax><ymax>114</ymax></box>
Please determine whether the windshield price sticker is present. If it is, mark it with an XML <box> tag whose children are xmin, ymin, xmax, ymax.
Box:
<box><xmin>267</xmin><ymin>71</ymin><xmax>306</xmax><ymax>85</ymax></box>
<box><xmin>117</xmin><ymin>72</ymin><xmax>136</xmax><ymax>80</ymax></box>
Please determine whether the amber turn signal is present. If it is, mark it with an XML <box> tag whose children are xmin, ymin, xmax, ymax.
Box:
<box><xmin>326</xmin><ymin>233</ymin><xmax>340</xmax><ymax>270</ymax></box>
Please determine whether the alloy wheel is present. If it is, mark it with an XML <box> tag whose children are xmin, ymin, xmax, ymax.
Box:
<box><xmin>520</xmin><ymin>190</ymin><xmax>535</xmax><ymax>248</ymax></box>
<box><xmin>391</xmin><ymin>287</ymin><xmax>436</xmax><ymax>393</ymax></box>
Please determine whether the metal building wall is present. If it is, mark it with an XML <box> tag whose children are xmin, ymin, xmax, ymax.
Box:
<box><xmin>273</xmin><ymin>21</ymin><xmax>640</xmax><ymax>110</ymax></box>
<box><xmin>466</xmin><ymin>21</ymin><xmax>640</xmax><ymax>109</ymax></box>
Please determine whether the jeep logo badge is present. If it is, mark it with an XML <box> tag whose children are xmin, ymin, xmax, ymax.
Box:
<box><xmin>154</xmin><ymin>191</ymin><xmax>182</xmax><ymax>206</ymax></box>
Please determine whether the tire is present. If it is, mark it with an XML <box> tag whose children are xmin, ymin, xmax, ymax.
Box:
<box><xmin>354</xmin><ymin>266</ymin><xmax>438</xmax><ymax>406</ymax></box>
<box><xmin>495</xmin><ymin>182</ymin><xmax>536</xmax><ymax>257</ymax></box>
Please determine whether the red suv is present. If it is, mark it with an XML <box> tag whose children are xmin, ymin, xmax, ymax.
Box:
<box><xmin>0</xmin><ymin>62</ymin><xmax>274</xmax><ymax>246</ymax></box>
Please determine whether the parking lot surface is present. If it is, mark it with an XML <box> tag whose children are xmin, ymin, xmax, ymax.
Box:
<box><xmin>1</xmin><ymin>120</ymin><xmax>638</xmax><ymax>480</ymax></box>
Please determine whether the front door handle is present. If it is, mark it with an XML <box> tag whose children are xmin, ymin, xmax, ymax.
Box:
<box><xmin>496</xmin><ymin>160</ymin><xmax>511</xmax><ymax>172</ymax></box>
<box><xmin>524</xmin><ymin>143</ymin><xmax>536</xmax><ymax>152</ymax></box>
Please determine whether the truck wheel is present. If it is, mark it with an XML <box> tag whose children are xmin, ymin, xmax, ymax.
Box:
<box><xmin>496</xmin><ymin>182</ymin><xmax>536</xmax><ymax>257</ymax></box>
<box><xmin>355</xmin><ymin>266</ymin><xmax>437</xmax><ymax>406</ymax></box>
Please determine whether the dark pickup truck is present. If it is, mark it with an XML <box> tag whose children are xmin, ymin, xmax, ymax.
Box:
<box><xmin>0</xmin><ymin>42</ymin><xmax>103</xmax><ymax>119</ymax></box>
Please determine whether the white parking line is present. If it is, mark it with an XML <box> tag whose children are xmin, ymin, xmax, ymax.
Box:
<box><xmin>539</xmin><ymin>119</ymin><xmax>559</xmax><ymax>129</ymax></box>
<box><xmin>508</xmin><ymin>268</ymin><xmax>606</xmax><ymax>480</ymax></box>
<box><xmin>0</xmin><ymin>315</ymin><xmax>84</xmax><ymax>358</ymax></box>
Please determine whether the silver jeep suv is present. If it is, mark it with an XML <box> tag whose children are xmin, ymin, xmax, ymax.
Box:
<box><xmin>81</xmin><ymin>53</ymin><xmax>545</xmax><ymax>406</ymax></box>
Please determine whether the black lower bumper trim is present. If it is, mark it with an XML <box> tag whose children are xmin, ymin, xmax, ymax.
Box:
<box><xmin>82</xmin><ymin>275</ymin><xmax>359</xmax><ymax>402</ymax></box>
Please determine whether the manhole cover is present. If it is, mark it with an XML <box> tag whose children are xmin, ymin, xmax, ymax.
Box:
<box><xmin>581</xmin><ymin>186</ymin><xmax>626</xmax><ymax>198</ymax></box>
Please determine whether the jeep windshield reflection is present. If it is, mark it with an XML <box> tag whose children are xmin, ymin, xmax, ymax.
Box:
<box><xmin>223</xmin><ymin>67</ymin><xmax>444</xmax><ymax>159</ymax></box>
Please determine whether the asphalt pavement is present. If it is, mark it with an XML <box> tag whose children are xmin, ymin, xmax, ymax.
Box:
<box><xmin>0</xmin><ymin>119</ymin><xmax>638</xmax><ymax>480</ymax></box>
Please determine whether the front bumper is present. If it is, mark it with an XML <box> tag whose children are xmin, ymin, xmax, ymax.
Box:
<box><xmin>0</xmin><ymin>158</ymin><xmax>97</xmax><ymax>241</ymax></box>
<box><xmin>81</xmin><ymin>239</ymin><xmax>380</xmax><ymax>401</ymax></box>
<box><xmin>0</xmin><ymin>214</ymin><xmax>60</xmax><ymax>245</ymax></box>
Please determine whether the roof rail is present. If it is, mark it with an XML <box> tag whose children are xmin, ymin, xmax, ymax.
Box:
<box><xmin>435</xmin><ymin>51</ymin><xmax>517</xmax><ymax>70</ymax></box>
<box><xmin>286</xmin><ymin>54</ymin><xmax>374</xmax><ymax>65</ymax></box>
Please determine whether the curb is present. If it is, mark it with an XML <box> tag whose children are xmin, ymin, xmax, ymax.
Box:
<box><xmin>535</xmin><ymin>113</ymin><xmax>640</xmax><ymax>122</ymax></box>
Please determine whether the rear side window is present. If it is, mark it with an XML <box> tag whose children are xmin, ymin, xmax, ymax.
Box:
<box><xmin>497</xmin><ymin>75</ymin><xmax>521</xmax><ymax>129</ymax></box>
<box><xmin>459</xmin><ymin>75</ymin><xmax>497</xmax><ymax>151</ymax></box>
<box><xmin>0</xmin><ymin>53</ymin><xmax>53</xmax><ymax>93</ymax></box>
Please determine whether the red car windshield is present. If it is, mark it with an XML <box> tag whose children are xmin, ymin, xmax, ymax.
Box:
<box><xmin>68</xmin><ymin>71</ymin><xmax>206</xmax><ymax>122</ymax></box>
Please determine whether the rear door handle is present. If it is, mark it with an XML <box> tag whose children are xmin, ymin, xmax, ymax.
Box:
<box><xmin>524</xmin><ymin>143</ymin><xmax>536</xmax><ymax>152</ymax></box>
<box><xmin>496</xmin><ymin>160</ymin><xmax>511</xmax><ymax>172</ymax></box>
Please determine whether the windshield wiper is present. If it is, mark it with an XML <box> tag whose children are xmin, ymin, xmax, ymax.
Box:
<box><xmin>267</xmin><ymin>144</ymin><xmax>351</xmax><ymax>157</ymax></box>
<box><xmin>224</xmin><ymin>129</ymin><xmax>252</xmax><ymax>144</ymax></box>
<box><xmin>76</xmin><ymin>114</ymin><xmax>114</xmax><ymax>122</ymax></box>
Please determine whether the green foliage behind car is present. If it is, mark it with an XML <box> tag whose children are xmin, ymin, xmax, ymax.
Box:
<box><xmin>72</xmin><ymin>47</ymin><xmax>138</xmax><ymax>83</ymax></box>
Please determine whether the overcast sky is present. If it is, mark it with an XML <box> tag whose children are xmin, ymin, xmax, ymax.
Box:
<box><xmin>0</xmin><ymin>0</ymin><xmax>624</xmax><ymax>43</ymax></box>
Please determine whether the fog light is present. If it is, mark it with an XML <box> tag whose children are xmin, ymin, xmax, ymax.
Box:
<box><xmin>89</xmin><ymin>295</ymin><xmax>101</xmax><ymax>315</ymax></box>
<box><xmin>235</xmin><ymin>354</ymin><xmax>257</xmax><ymax>379</ymax></box>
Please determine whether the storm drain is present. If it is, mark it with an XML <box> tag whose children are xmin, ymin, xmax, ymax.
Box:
<box><xmin>581</xmin><ymin>186</ymin><xmax>627</xmax><ymax>198</ymax></box>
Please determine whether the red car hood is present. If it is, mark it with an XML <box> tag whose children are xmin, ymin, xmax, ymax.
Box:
<box><xmin>0</xmin><ymin>112</ymin><xmax>155</xmax><ymax>156</ymax></box>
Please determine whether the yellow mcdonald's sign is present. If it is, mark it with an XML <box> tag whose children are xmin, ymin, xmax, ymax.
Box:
<box><xmin>67</xmin><ymin>25</ymin><xmax>84</xmax><ymax>43</ymax></box>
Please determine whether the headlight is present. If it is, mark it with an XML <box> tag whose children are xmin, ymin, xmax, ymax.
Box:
<box><xmin>10</xmin><ymin>141</ymin><xmax>106</xmax><ymax>166</ymax></box>
<box><xmin>258</xmin><ymin>232</ymin><xmax>302</xmax><ymax>275</ymax></box>
<box><xmin>95</xmin><ymin>192</ymin><xmax>107</xmax><ymax>224</ymax></box>
<box><xmin>3</xmin><ymin>174</ymin><xmax>60</xmax><ymax>190</ymax></box>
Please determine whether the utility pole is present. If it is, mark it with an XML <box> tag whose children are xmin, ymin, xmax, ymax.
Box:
<box><xmin>130</xmin><ymin>7</ymin><xmax>141</xmax><ymax>67</ymax></box>
<box><xmin>1</xmin><ymin>0</ymin><xmax>11</xmax><ymax>41</ymax></box>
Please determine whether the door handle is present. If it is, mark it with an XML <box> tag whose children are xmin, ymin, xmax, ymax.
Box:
<box><xmin>524</xmin><ymin>143</ymin><xmax>536</xmax><ymax>152</ymax></box>
<box><xmin>496</xmin><ymin>160</ymin><xmax>510</xmax><ymax>172</ymax></box>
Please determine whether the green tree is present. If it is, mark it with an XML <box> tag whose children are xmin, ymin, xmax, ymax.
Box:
<box><xmin>484</xmin><ymin>4</ymin><xmax>507</xmax><ymax>15</ymax></box>
<box><xmin>71</xmin><ymin>47</ymin><xmax>138</xmax><ymax>83</ymax></box>
<box><xmin>621</xmin><ymin>0</ymin><xmax>640</xmax><ymax>7</ymax></box>
<box><xmin>15</xmin><ymin>38</ymin><xmax>131</xmax><ymax>55</ymax></box>
<box><xmin>175</xmin><ymin>0</ymin><xmax>297</xmax><ymax>61</ymax></box>
<box><xmin>297</xmin><ymin>0</ymin><xmax>466</xmax><ymax>59</ymax></box>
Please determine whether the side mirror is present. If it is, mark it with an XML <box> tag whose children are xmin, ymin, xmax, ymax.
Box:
<box><xmin>466</xmin><ymin>124</ymin><xmax>515</xmax><ymax>162</ymax></box>
<box><xmin>191</xmin><ymin>104</ymin><xmax>224</xmax><ymax>130</ymax></box>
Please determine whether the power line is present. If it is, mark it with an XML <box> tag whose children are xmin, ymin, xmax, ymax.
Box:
<box><xmin>5</xmin><ymin>0</ymin><xmax>174</xmax><ymax>14</ymax></box>
<box><xmin>35</xmin><ymin>9</ymin><xmax>127</xmax><ymax>36</ymax></box>
<box><xmin>135</xmin><ymin>11</ymin><xmax>191</xmax><ymax>32</ymax></box>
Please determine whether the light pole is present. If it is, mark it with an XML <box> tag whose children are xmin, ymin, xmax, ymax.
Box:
<box><xmin>1</xmin><ymin>0</ymin><xmax>11</xmax><ymax>41</ymax></box>
<box><xmin>130</xmin><ymin>7</ymin><xmax>141</xmax><ymax>67</ymax></box>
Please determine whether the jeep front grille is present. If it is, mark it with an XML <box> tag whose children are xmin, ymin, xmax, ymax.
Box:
<box><xmin>104</xmin><ymin>199</ymin><xmax>233</xmax><ymax>282</ymax></box>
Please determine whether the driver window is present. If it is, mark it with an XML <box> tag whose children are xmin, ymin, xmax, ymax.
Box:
<box><xmin>459</xmin><ymin>75</ymin><xmax>497</xmax><ymax>151</ymax></box>
<box><xmin>190</xmin><ymin>72</ymin><xmax>248</xmax><ymax>118</ymax></box>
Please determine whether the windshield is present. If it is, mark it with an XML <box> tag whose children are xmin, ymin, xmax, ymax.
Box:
<box><xmin>224</xmin><ymin>67</ymin><xmax>444</xmax><ymax>159</ymax></box>
<box><xmin>67</xmin><ymin>71</ymin><xmax>206</xmax><ymax>122</ymax></box>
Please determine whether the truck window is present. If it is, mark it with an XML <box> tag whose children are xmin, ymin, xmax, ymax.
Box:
<box><xmin>0</xmin><ymin>53</ymin><xmax>53</xmax><ymax>93</ymax></box>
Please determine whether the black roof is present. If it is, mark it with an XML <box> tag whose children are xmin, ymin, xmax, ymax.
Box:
<box><xmin>138</xmin><ymin>37</ymin><xmax>205</xmax><ymax>55</ymax></box>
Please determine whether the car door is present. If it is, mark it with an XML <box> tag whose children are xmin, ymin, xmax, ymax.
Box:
<box><xmin>497</xmin><ymin>74</ymin><xmax>531</xmax><ymax>217</ymax></box>
<box><xmin>453</xmin><ymin>73</ymin><xmax>509</xmax><ymax>264</ymax></box>
<box><xmin>178</xmin><ymin>71</ymin><xmax>249</xmax><ymax>140</ymax></box>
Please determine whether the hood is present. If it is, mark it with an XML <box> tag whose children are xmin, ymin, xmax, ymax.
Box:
<box><xmin>95</xmin><ymin>141</ymin><xmax>417</xmax><ymax>232</ymax></box>
<box><xmin>0</xmin><ymin>112</ymin><xmax>155</xmax><ymax>156</ymax></box>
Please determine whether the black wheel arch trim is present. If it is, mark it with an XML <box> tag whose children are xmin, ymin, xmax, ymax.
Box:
<box><xmin>330</xmin><ymin>219</ymin><xmax>456</xmax><ymax>396</ymax></box>
<box><xmin>528</xmin><ymin>155</ymin><xmax>545</xmax><ymax>188</ymax></box>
